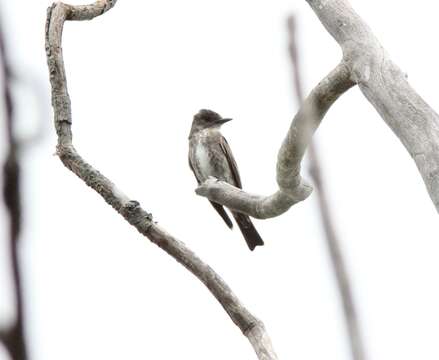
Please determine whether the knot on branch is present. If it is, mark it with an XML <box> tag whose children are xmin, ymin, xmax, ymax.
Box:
<box><xmin>120</xmin><ymin>200</ymin><xmax>153</xmax><ymax>233</ymax></box>
<box><xmin>103</xmin><ymin>0</ymin><xmax>117</xmax><ymax>12</ymax></box>
<box><xmin>55</xmin><ymin>143</ymin><xmax>75</xmax><ymax>160</ymax></box>
<box><xmin>243</xmin><ymin>320</ymin><xmax>263</xmax><ymax>336</ymax></box>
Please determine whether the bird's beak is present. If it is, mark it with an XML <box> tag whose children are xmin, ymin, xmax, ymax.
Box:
<box><xmin>217</xmin><ymin>118</ymin><xmax>232</xmax><ymax>125</ymax></box>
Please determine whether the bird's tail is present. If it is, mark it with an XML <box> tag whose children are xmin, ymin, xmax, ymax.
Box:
<box><xmin>233</xmin><ymin>212</ymin><xmax>264</xmax><ymax>251</ymax></box>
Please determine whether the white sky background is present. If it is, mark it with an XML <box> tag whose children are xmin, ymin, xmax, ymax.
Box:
<box><xmin>1</xmin><ymin>0</ymin><xmax>439</xmax><ymax>359</ymax></box>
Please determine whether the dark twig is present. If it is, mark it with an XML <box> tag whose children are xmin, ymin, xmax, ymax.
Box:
<box><xmin>287</xmin><ymin>15</ymin><xmax>366</xmax><ymax>360</ymax></box>
<box><xmin>0</xmin><ymin>15</ymin><xmax>28</xmax><ymax>360</ymax></box>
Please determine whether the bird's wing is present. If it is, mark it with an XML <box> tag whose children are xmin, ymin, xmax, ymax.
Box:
<box><xmin>188</xmin><ymin>151</ymin><xmax>233</xmax><ymax>229</ymax></box>
<box><xmin>219</xmin><ymin>136</ymin><xmax>242</xmax><ymax>189</ymax></box>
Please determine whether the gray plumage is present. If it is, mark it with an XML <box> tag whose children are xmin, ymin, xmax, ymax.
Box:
<box><xmin>188</xmin><ymin>109</ymin><xmax>264</xmax><ymax>251</ymax></box>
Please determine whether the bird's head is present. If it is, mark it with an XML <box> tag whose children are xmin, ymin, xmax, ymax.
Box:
<box><xmin>189</xmin><ymin>109</ymin><xmax>232</xmax><ymax>137</ymax></box>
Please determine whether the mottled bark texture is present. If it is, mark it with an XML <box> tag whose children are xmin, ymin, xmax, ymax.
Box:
<box><xmin>197</xmin><ymin>0</ymin><xmax>439</xmax><ymax>216</ymax></box>
<box><xmin>288</xmin><ymin>16</ymin><xmax>366</xmax><ymax>360</ymax></box>
<box><xmin>45</xmin><ymin>1</ymin><xmax>277</xmax><ymax>359</ymax></box>
<box><xmin>0</xmin><ymin>15</ymin><xmax>28</xmax><ymax>360</ymax></box>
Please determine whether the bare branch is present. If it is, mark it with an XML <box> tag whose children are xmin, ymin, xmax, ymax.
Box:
<box><xmin>288</xmin><ymin>15</ymin><xmax>366</xmax><ymax>360</ymax></box>
<box><xmin>45</xmin><ymin>2</ymin><xmax>277</xmax><ymax>359</ymax></box>
<box><xmin>196</xmin><ymin>63</ymin><xmax>354</xmax><ymax>218</ymax></box>
<box><xmin>306</xmin><ymin>0</ymin><xmax>439</xmax><ymax>212</ymax></box>
<box><xmin>197</xmin><ymin>0</ymin><xmax>439</xmax><ymax>216</ymax></box>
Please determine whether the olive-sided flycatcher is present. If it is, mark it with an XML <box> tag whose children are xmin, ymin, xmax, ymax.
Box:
<box><xmin>188</xmin><ymin>109</ymin><xmax>264</xmax><ymax>251</ymax></box>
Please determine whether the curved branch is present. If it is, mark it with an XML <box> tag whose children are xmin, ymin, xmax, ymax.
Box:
<box><xmin>196</xmin><ymin>63</ymin><xmax>354</xmax><ymax>219</ymax></box>
<box><xmin>306</xmin><ymin>0</ymin><xmax>439</xmax><ymax>212</ymax></box>
<box><xmin>45</xmin><ymin>2</ymin><xmax>277</xmax><ymax>359</ymax></box>
<box><xmin>198</xmin><ymin>0</ymin><xmax>439</xmax><ymax>217</ymax></box>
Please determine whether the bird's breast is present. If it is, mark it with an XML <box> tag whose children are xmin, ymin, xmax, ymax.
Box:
<box><xmin>195</xmin><ymin>141</ymin><xmax>213</xmax><ymax>175</ymax></box>
<box><xmin>190</xmin><ymin>129</ymin><xmax>233</xmax><ymax>184</ymax></box>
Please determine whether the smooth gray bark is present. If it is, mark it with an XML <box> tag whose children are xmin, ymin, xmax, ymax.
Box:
<box><xmin>197</xmin><ymin>0</ymin><xmax>439</xmax><ymax>216</ymax></box>
<box><xmin>45</xmin><ymin>1</ymin><xmax>277</xmax><ymax>359</ymax></box>
<box><xmin>308</xmin><ymin>0</ymin><xmax>439</xmax><ymax>210</ymax></box>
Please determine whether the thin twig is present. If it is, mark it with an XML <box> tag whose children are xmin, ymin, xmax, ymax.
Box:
<box><xmin>0</xmin><ymin>13</ymin><xmax>28</xmax><ymax>360</ymax></box>
<box><xmin>287</xmin><ymin>15</ymin><xmax>366</xmax><ymax>360</ymax></box>
<box><xmin>45</xmin><ymin>2</ymin><xmax>277</xmax><ymax>359</ymax></box>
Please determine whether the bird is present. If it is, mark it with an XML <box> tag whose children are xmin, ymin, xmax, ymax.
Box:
<box><xmin>188</xmin><ymin>109</ymin><xmax>264</xmax><ymax>251</ymax></box>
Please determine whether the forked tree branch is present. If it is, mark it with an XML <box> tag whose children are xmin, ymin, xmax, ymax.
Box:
<box><xmin>0</xmin><ymin>14</ymin><xmax>28</xmax><ymax>360</ymax></box>
<box><xmin>288</xmin><ymin>16</ymin><xmax>366</xmax><ymax>360</ymax></box>
<box><xmin>308</xmin><ymin>0</ymin><xmax>439</xmax><ymax>210</ymax></box>
<box><xmin>45</xmin><ymin>2</ymin><xmax>277</xmax><ymax>359</ymax></box>
<box><xmin>196</xmin><ymin>0</ymin><xmax>439</xmax><ymax>216</ymax></box>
